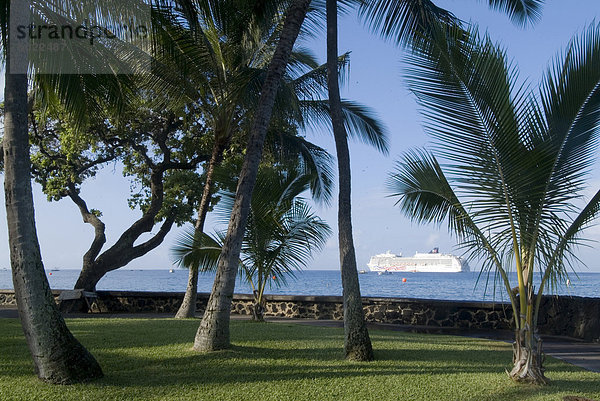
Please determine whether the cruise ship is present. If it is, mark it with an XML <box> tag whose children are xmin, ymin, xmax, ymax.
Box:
<box><xmin>367</xmin><ymin>248</ymin><xmax>469</xmax><ymax>273</ymax></box>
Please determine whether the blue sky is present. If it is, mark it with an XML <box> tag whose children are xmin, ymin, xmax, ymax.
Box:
<box><xmin>1</xmin><ymin>0</ymin><xmax>600</xmax><ymax>272</ymax></box>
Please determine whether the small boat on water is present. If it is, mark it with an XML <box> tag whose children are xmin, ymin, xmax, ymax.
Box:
<box><xmin>377</xmin><ymin>270</ymin><xmax>392</xmax><ymax>276</ymax></box>
<box><xmin>169</xmin><ymin>269</ymin><xmax>174</xmax><ymax>273</ymax></box>
<box><xmin>358</xmin><ymin>270</ymin><xmax>367</xmax><ymax>274</ymax></box>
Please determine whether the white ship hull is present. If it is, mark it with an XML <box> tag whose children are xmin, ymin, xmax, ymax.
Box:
<box><xmin>367</xmin><ymin>250</ymin><xmax>469</xmax><ymax>273</ymax></box>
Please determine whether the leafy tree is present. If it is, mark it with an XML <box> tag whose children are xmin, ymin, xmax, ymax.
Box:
<box><xmin>29</xmin><ymin>96</ymin><xmax>210</xmax><ymax>292</ymax></box>
<box><xmin>172</xmin><ymin>166</ymin><xmax>331</xmax><ymax>322</ymax></box>
<box><xmin>388</xmin><ymin>23</ymin><xmax>600</xmax><ymax>384</ymax></box>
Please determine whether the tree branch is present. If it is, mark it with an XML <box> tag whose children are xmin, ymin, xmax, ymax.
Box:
<box><xmin>66</xmin><ymin>183</ymin><xmax>107</xmax><ymax>265</ymax></box>
<box><xmin>130</xmin><ymin>211</ymin><xmax>177</xmax><ymax>258</ymax></box>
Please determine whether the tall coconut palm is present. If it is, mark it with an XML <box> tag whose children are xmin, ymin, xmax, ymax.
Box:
<box><xmin>326</xmin><ymin>0</ymin><xmax>377</xmax><ymax>361</ymax></box>
<box><xmin>193</xmin><ymin>0</ymin><xmax>313</xmax><ymax>352</ymax></box>
<box><xmin>2</xmin><ymin>0</ymin><xmax>104</xmax><ymax>383</ymax></box>
<box><xmin>172</xmin><ymin>166</ymin><xmax>331</xmax><ymax>322</ymax></box>
<box><xmin>163</xmin><ymin>5</ymin><xmax>338</xmax><ymax>318</ymax></box>
<box><xmin>324</xmin><ymin>0</ymin><xmax>544</xmax><ymax>362</ymax></box>
<box><xmin>387</xmin><ymin>23</ymin><xmax>600</xmax><ymax>384</ymax></box>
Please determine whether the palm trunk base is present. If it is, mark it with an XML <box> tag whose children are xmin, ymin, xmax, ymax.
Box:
<box><xmin>251</xmin><ymin>298</ymin><xmax>265</xmax><ymax>322</ymax></box>
<box><xmin>193</xmin><ymin>302</ymin><xmax>232</xmax><ymax>351</ymax></box>
<box><xmin>38</xmin><ymin>336</ymin><xmax>104</xmax><ymax>384</ymax></box>
<box><xmin>345</xmin><ymin>326</ymin><xmax>374</xmax><ymax>361</ymax></box>
<box><xmin>175</xmin><ymin>269</ymin><xmax>199</xmax><ymax>319</ymax></box>
<box><xmin>175</xmin><ymin>296</ymin><xmax>197</xmax><ymax>318</ymax></box>
<box><xmin>508</xmin><ymin>330</ymin><xmax>548</xmax><ymax>385</ymax></box>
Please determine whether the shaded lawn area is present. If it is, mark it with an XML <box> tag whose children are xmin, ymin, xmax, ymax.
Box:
<box><xmin>1</xmin><ymin>319</ymin><xmax>598</xmax><ymax>400</ymax></box>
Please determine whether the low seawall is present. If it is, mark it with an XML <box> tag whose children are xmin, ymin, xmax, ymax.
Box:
<box><xmin>1</xmin><ymin>289</ymin><xmax>597</xmax><ymax>342</ymax></box>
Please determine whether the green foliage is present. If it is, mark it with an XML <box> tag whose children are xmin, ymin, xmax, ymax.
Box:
<box><xmin>152</xmin><ymin>3</ymin><xmax>389</xmax><ymax>207</ymax></box>
<box><xmin>172</xmin><ymin>166</ymin><xmax>332</xmax><ymax>297</ymax></box>
<box><xmin>29</xmin><ymin>95</ymin><xmax>210</xmax><ymax>224</ymax></box>
<box><xmin>388</xmin><ymin>22</ymin><xmax>600</xmax><ymax>330</ymax></box>
<box><xmin>358</xmin><ymin>0</ymin><xmax>544</xmax><ymax>49</ymax></box>
<box><xmin>1</xmin><ymin>318</ymin><xmax>598</xmax><ymax>400</ymax></box>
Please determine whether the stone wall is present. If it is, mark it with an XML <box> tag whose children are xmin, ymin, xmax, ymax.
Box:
<box><xmin>0</xmin><ymin>290</ymin><xmax>16</xmax><ymax>306</ymax></box>
<box><xmin>0</xmin><ymin>289</ymin><xmax>597</xmax><ymax>342</ymax></box>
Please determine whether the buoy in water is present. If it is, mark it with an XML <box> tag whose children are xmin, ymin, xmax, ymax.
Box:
<box><xmin>49</xmin><ymin>272</ymin><xmax>52</xmax><ymax>275</ymax></box>
<box><xmin>402</xmin><ymin>277</ymin><xmax>407</xmax><ymax>283</ymax></box>
<box><xmin>272</xmin><ymin>276</ymin><xmax>276</xmax><ymax>279</ymax></box>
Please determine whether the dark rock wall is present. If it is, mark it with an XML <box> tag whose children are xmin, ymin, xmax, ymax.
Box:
<box><xmin>0</xmin><ymin>290</ymin><xmax>597</xmax><ymax>342</ymax></box>
<box><xmin>0</xmin><ymin>291</ymin><xmax>16</xmax><ymax>306</ymax></box>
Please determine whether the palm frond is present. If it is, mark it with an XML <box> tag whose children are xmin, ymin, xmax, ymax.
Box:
<box><xmin>404</xmin><ymin>23</ymin><xmax>535</xmax><ymax>241</ymax></box>
<box><xmin>300</xmin><ymin>99</ymin><xmax>388</xmax><ymax>154</ymax></box>
<box><xmin>387</xmin><ymin>149</ymin><xmax>519</xmax><ymax>316</ymax></box>
<box><xmin>170</xmin><ymin>225</ymin><xmax>224</xmax><ymax>272</ymax></box>
<box><xmin>292</xmin><ymin>52</ymin><xmax>351</xmax><ymax>101</ymax></box>
<box><xmin>533</xmin><ymin>187</ymin><xmax>600</xmax><ymax>324</ymax></box>
<box><xmin>25</xmin><ymin>0</ymin><xmax>153</xmax><ymax>127</ymax></box>
<box><xmin>484</xmin><ymin>0</ymin><xmax>544</xmax><ymax>27</ymax></box>
<box><xmin>538</xmin><ymin>22</ymin><xmax>600</xmax><ymax>215</ymax></box>
<box><xmin>263</xmin><ymin>131</ymin><xmax>335</xmax><ymax>205</ymax></box>
<box><xmin>358</xmin><ymin>0</ymin><xmax>458</xmax><ymax>47</ymax></box>
<box><xmin>388</xmin><ymin>149</ymin><xmax>470</xmax><ymax>237</ymax></box>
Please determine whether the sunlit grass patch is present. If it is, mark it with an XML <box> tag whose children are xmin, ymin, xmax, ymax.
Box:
<box><xmin>0</xmin><ymin>318</ymin><xmax>598</xmax><ymax>401</ymax></box>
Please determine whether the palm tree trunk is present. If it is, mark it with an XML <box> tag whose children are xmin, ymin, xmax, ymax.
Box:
<box><xmin>3</xmin><ymin>0</ymin><xmax>102</xmax><ymax>383</ymax></box>
<box><xmin>509</xmin><ymin>292</ymin><xmax>548</xmax><ymax>384</ymax></box>
<box><xmin>252</xmin><ymin>272</ymin><xmax>267</xmax><ymax>321</ymax></box>
<box><xmin>176</xmin><ymin>141</ymin><xmax>223</xmax><ymax>318</ymax></box>
<box><xmin>326</xmin><ymin>0</ymin><xmax>374</xmax><ymax>361</ymax></box>
<box><xmin>193</xmin><ymin>0</ymin><xmax>311</xmax><ymax>351</ymax></box>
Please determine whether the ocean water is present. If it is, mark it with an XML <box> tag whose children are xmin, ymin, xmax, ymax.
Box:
<box><xmin>1</xmin><ymin>268</ymin><xmax>598</xmax><ymax>302</ymax></box>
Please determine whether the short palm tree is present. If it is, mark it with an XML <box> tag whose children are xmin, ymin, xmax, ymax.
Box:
<box><xmin>388</xmin><ymin>24</ymin><xmax>600</xmax><ymax>384</ymax></box>
<box><xmin>172</xmin><ymin>166</ymin><xmax>331</xmax><ymax>321</ymax></box>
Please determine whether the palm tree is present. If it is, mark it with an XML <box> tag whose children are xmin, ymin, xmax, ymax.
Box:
<box><xmin>323</xmin><ymin>0</ymin><xmax>545</xmax><ymax>362</ymax></box>
<box><xmin>326</xmin><ymin>0</ymin><xmax>378</xmax><ymax>361</ymax></box>
<box><xmin>162</xmin><ymin>4</ymin><xmax>338</xmax><ymax>318</ymax></box>
<box><xmin>189</xmin><ymin>0</ymin><xmax>545</xmax><ymax>351</ymax></box>
<box><xmin>2</xmin><ymin>0</ymin><xmax>105</xmax><ymax>383</ymax></box>
<box><xmin>172</xmin><ymin>166</ymin><xmax>331</xmax><ymax>322</ymax></box>
<box><xmin>192</xmin><ymin>0</ymin><xmax>313</xmax><ymax>352</ymax></box>
<box><xmin>387</xmin><ymin>23</ymin><xmax>600</xmax><ymax>384</ymax></box>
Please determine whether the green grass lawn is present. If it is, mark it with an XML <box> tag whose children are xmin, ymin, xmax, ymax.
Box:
<box><xmin>1</xmin><ymin>318</ymin><xmax>598</xmax><ymax>401</ymax></box>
